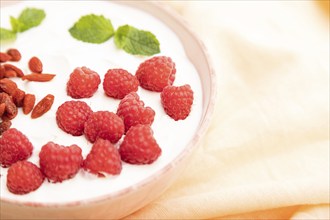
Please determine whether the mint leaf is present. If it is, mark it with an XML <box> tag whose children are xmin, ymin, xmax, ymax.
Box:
<box><xmin>1</xmin><ymin>8</ymin><xmax>45</xmax><ymax>44</ymax></box>
<box><xmin>10</xmin><ymin>16</ymin><xmax>22</xmax><ymax>33</ymax></box>
<box><xmin>11</xmin><ymin>8</ymin><xmax>46</xmax><ymax>33</ymax></box>
<box><xmin>69</xmin><ymin>14</ymin><xmax>114</xmax><ymax>44</ymax></box>
<box><xmin>0</xmin><ymin>28</ymin><xmax>17</xmax><ymax>42</ymax></box>
<box><xmin>114</xmin><ymin>25</ymin><xmax>160</xmax><ymax>56</ymax></box>
<box><xmin>0</xmin><ymin>28</ymin><xmax>16</xmax><ymax>42</ymax></box>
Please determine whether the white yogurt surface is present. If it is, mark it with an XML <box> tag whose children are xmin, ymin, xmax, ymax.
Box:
<box><xmin>0</xmin><ymin>1</ymin><xmax>203</xmax><ymax>204</ymax></box>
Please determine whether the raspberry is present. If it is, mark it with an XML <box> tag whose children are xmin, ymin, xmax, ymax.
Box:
<box><xmin>161</xmin><ymin>84</ymin><xmax>194</xmax><ymax>121</ymax></box>
<box><xmin>103</xmin><ymin>69</ymin><xmax>139</xmax><ymax>99</ymax></box>
<box><xmin>84</xmin><ymin>111</ymin><xmax>124</xmax><ymax>143</ymax></box>
<box><xmin>7</xmin><ymin>161</ymin><xmax>44</xmax><ymax>195</ymax></box>
<box><xmin>0</xmin><ymin>128</ymin><xmax>33</xmax><ymax>167</ymax></box>
<box><xmin>56</xmin><ymin>100</ymin><xmax>93</xmax><ymax>136</ymax></box>
<box><xmin>83</xmin><ymin>138</ymin><xmax>122</xmax><ymax>177</ymax></box>
<box><xmin>136</xmin><ymin>56</ymin><xmax>176</xmax><ymax>92</ymax></box>
<box><xmin>67</xmin><ymin>66</ymin><xmax>101</xmax><ymax>99</ymax></box>
<box><xmin>117</xmin><ymin>92</ymin><xmax>155</xmax><ymax>132</ymax></box>
<box><xmin>39</xmin><ymin>142</ymin><xmax>83</xmax><ymax>183</ymax></box>
<box><xmin>119</xmin><ymin>124</ymin><xmax>161</xmax><ymax>164</ymax></box>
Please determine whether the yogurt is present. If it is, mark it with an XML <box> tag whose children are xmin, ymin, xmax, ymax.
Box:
<box><xmin>0</xmin><ymin>1</ymin><xmax>203</xmax><ymax>204</ymax></box>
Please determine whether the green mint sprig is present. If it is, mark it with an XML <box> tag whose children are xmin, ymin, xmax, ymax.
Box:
<box><xmin>114</xmin><ymin>25</ymin><xmax>160</xmax><ymax>56</ymax></box>
<box><xmin>11</xmin><ymin>8</ymin><xmax>46</xmax><ymax>33</ymax></box>
<box><xmin>69</xmin><ymin>14</ymin><xmax>114</xmax><ymax>44</ymax></box>
<box><xmin>68</xmin><ymin>14</ymin><xmax>160</xmax><ymax>56</ymax></box>
<box><xmin>0</xmin><ymin>7</ymin><xmax>46</xmax><ymax>43</ymax></box>
<box><xmin>0</xmin><ymin>28</ymin><xmax>17</xmax><ymax>42</ymax></box>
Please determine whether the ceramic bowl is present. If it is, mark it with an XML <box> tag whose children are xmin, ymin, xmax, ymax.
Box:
<box><xmin>0</xmin><ymin>1</ymin><xmax>216</xmax><ymax>219</ymax></box>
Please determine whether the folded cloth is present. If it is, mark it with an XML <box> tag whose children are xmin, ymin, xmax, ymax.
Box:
<box><xmin>125</xmin><ymin>1</ymin><xmax>329</xmax><ymax>219</ymax></box>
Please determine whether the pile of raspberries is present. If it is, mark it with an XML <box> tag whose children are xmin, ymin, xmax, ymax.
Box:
<box><xmin>0</xmin><ymin>55</ymin><xmax>194</xmax><ymax>195</ymax></box>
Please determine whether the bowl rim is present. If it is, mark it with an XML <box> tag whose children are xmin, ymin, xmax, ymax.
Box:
<box><xmin>1</xmin><ymin>0</ymin><xmax>217</xmax><ymax>208</ymax></box>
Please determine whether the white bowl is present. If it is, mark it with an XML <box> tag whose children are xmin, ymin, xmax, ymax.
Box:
<box><xmin>0</xmin><ymin>1</ymin><xmax>216</xmax><ymax>219</ymax></box>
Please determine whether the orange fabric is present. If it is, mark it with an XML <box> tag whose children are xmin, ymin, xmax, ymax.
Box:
<box><xmin>317</xmin><ymin>0</ymin><xmax>330</xmax><ymax>15</ymax></box>
<box><xmin>217</xmin><ymin>205</ymin><xmax>301</xmax><ymax>220</ymax></box>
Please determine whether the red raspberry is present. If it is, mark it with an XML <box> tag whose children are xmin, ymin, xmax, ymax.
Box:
<box><xmin>56</xmin><ymin>100</ymin><xmax>93</xmax><ymax>136</ymax></box>
<box><xmin>136</xmin><ymin>56</ymin><xmax>176</xmax><ymax>92</ymax></box>
<box><xmin>84</xmin><ymin>111</ymin><xmax>124</xmax><ymax>143</ymax></box>
<box><xmin>119</xmin><ymin>124</ymin><xmax>161</xmax><ymax>164</ymax></box>
<box><xmin>7</xmin><ymin>161</ymin><xmax>44</xmax><ymax>195</ymax></box>
<box><xmin>103</xmin><ymin>69</ymin><xmax>139</xmax><ymax>99</ymax></box>
<box><xmin>67</xmin><ymin>66</ymin><xmax>101</xmax><ymax>99</ymax></box>
<box><xmin>39</xmin><ymin>142</ymin><xmax>83</xmax><ymax>183</ymax></box>
<box><xmin>161</xmin><ymin>84</ymin><xmax>194</xmax><ymax>121</ymax></box>
<box><xmin>117</xmin><ymin>92</ymin><xmax>155</xmax><ymax>132</ymax></box>
<box><xmin>83</xmin><ymin>138</ymin><xmax>122</xmax><ymax>177</ymax></box>
<box><xmin>0</xmin><ymin>128</ymin><xmax>33</xmax><ymax>167</ymax></box>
